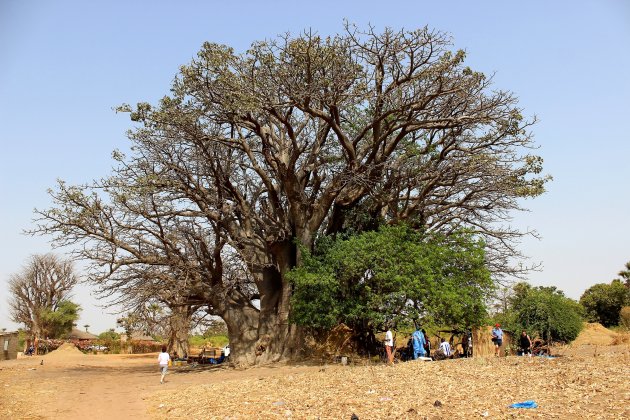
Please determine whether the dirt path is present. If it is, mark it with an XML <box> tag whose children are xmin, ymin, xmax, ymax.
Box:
<box><xmin>0</xmin><ymin>353</ymin><xmax>318</xmax><ymax>419</ymax></box>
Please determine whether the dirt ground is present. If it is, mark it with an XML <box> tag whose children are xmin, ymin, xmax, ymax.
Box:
<box><xmin>1</xmin><ymin>331</ymin><xmax>628</xmax><ymax>419</ymax></box>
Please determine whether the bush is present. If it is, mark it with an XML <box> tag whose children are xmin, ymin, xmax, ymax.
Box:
<box><xmin>509</xmin><ymin>283</ymin><xmax>584</xmax><ymax>343</ymax></box>
<box><xmin>580</xmin><ymin>280</ymin><xmax>630</xmax><ymax>327</ymax></box>
<box><xmin>620</xmin><ymin>306</ymin><xmax>630</xmax><ymax>330</ymax></box>
<box><xmin>189</xmin><ymin>334</ymin><xmax>229</xmax><ymax>348</ymax></box>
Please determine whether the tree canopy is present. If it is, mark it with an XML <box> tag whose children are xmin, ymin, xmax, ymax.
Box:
<box><xmin>8</xmin><ymin>254</ymin><xmax>80</xmax><ymax>341</ymax></box>
<box><xmin>503</xmin><ymin>283</ymin><xmax>583</xmax><ymax>343</ymax></box>
<box><xmin>579</xmin><ymin>279</ymin><xmax>630</xmax><ymax>327</ymax></box>
<box><xmin>33</xmin><ymin>24</ymin><xmax>548</xmax><ymax>365</ymax></box>
<box><xmin>288</xmin><ymin>225</ymin><xmax>493</xmax><ymax>349</ymax></box>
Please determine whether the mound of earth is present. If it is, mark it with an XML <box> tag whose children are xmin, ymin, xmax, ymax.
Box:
<box><xmin>45</xmin><ymin>342</ymin><xmax>85</xmax><ymax>359</ymax></box>
<box><xmin>572</xmin><ymin>322</ymin><xmax>618</xmax><ymax>346</ymax></box>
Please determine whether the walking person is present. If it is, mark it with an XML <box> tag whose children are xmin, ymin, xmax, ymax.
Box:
<box><xmin>158</xmin><ymin>346</ymin><xmax>171</xmax><ymax>384</ymax></box>
<box><xmin>384</xmin><ymin>328</ymin><xmax>394</xmax><ymax>365</ymax></box>
<box><xmin>491</xmin><ymin>323</ymin><xmax>503</xmax><ymax>357</ymax></box>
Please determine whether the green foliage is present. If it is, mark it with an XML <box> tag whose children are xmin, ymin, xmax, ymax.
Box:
<box><xmin>98</xmin><ymin>330</ymin><xmax>120</xmax><ymax>341</ymax></box>
<box><xmin>288</xmin><ymin>225</ymin><xmax>494</xmax><ymax>335</ymax></box>
<box><xmin>40</xmin><ymin>300</ymin><xmax>81</xmax><ymax>339</ymax></box>
<box><xmin>189</xmin><ymin>334</ymin><xmax>229</xmax><ymax>348</ymax></box>
<box><xmin>508</xmin><ymin>283</ymin><xmax>583</xmax><ymax>343</ymax></box>
<box><xmin>580</xmin><ymin>280</ymin><xmax>630</xmax><ymax>327</ymax></box>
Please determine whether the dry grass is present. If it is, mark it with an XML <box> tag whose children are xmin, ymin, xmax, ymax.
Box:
<box><xmin>148</xmin><ymin>351</ymin><xmax>630</xmax><ymax>419</ymax></box>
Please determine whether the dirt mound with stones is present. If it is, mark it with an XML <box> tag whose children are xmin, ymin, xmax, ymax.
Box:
<box><xmin>572</xmin><ymin>323</ymin><xmax>619</xmax><ymax>346</ymax></box>
<box><xmin>44</xmin><ymin>342</ymin><xmax>85</xmax><ymax>359</ymax></box>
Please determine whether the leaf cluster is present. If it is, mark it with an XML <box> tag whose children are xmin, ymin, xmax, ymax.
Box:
<box><xmin>288</xmin><ymin>225</ymin><xmax>493</xmax><ymax>334</ymax></box>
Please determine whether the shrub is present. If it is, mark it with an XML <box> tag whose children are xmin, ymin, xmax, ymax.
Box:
<box><xmin>620</xmin><ymin>306</ymin><xmax>630</xmax><ymax>330</ymax></box>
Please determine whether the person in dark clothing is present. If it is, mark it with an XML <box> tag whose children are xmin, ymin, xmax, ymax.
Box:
<box><xmin>518</xmin><ymin>330</ymin><xmax>532</xmax><ymax>356</ymax></box>
<box><xmin>422</xmin><ymin>329</ymin><xmax>430</xmax><ymax>357</ymax></box>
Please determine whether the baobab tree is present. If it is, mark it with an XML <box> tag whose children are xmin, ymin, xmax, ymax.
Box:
<box><xmin>8</xmin><ymin>254</ymin><xmax>80</xmax><ymax>351</ymax></box>
<box><xmin>34</xmin><ymin>24</ymin><xmax>548</xmax><ymax>365</ymax></box>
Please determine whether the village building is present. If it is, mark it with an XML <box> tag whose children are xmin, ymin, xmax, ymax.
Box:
<box><xmin>1</xmin><ymin>331</ymin><xmax>19</xmax><ymax>361</ymax></box>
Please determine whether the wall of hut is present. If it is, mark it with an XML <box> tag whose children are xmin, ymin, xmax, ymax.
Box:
<box><xmin>1</xmin><ymin>332</ymin><xmax>19</xmax><ymax>361</ymax></box>
<box><xmin>472</xmin><ymin>326</ymin><xmax>514</xmax><ymax>357</ymax></box>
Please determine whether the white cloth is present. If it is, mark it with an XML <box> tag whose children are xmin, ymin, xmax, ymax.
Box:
<box><xmin>384</xmin><ymin>330</ymin><xmax>393</xmax><ymax>347</ymax></box>
<box><xmin>157</xmin><ymin>351</ymin><xmax>171</xmax><ymax>366</ymax></box>
<box><xmin>439</xmin><ymin>341</ymin><xmax>451</xmax><ymax>356</ymax></box>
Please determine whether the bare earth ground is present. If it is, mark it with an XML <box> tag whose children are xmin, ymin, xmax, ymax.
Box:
<box><xmin>1</xmin><ymin>337</ymin><xmax>628</xmax><ymax>419</ymax></box>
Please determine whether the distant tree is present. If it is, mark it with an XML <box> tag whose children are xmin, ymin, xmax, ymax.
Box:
<box><xmin>508</xmin><ymin>282</ymin><xmax>583</xmax><ymax>343</ymax></box>
<box><xmin>40</xmin><ymin>300</ymin><xmax>82</xmax><ymax>338</ymax></box>
<box><xmin>618</xmin><ymin>262</ymin><xmax>630</xmax><ymax>289</ymax></box>
<box><xmin>98</xmin><ymin>329</ymin><xmax>120</xmax><ymax>341</ymax></box>
<box><xmin>288</xmin><ymin>225</ymin><xmax>493</xmax><ymax>351</ymax></box>
<box><xmin>8</xmin><ymin>254</ymin><xmax>79</xmax><ymax>346</ymax></box>
<box><xmin>579</xmin><ymin>280</ymin><xmax>630</xmax><ymax>327</ymax></box>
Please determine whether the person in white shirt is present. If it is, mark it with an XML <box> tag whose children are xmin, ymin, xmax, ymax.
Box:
<box><xmin>157</xmin><ymin>346</ymin><xmax>171</xmax><ymax>384</ymax></box>
<box><xmin>384</xmin><ymin>329</ymin><xmax>394</xmax><ymax>365</ymax></box>
<box><xmin>439</xmin><ymin>338</ymin><xmax>451</xmax><ymax>357</ymax></box>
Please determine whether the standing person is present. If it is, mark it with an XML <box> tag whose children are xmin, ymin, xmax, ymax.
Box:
<box><xmin>439</xmin><ymin>338</ymin><xmax>452</xmax><ymax>357</ymax></box>
<box><xmin>518</xmin><ymin>330</ymin><xmax>532</xmax><ymax>356</ymax></box>
<box><xmin>422</xmin><ymin>329</ymin><xmax>431</xmax><ymax>358</ymax></box>
<box><xmin>491</xmin><ymin>324</ymin><xmax>503</xmax><ymax>357</ymax></box>
<box><xmin>384</xmin><ymin>328</ymin><xmax>394</xmax><ymax>365</ymax></box>
<box><xmin>412</xmin><ymin>328</ymin><xmax>426</xmax><ymax>359</ymax></box>
<box><xmin>157</xmin><ymin>346</ymin><xmax>171</xmax><ymax>384</ymax></box>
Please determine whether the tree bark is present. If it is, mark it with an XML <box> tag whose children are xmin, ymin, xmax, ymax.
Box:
<box><xmin>167</xmin><ymin>305</ymin><xmax>192</xmax><ymax>357</ymax></box>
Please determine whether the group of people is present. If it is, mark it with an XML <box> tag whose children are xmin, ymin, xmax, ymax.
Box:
<box><xmin>384</xmin><ymin>323</ymin><xmax>535</xmax><ymax>364</ymax></box>
<box><xmin>384</xmin><ymin>327</ymin><xmax>455</xmax><ymax>364</ymax></box>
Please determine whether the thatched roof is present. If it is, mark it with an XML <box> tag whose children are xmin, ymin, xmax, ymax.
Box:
<box><xmin>67</xmin><ymin>328</ymin><xmax>98</xmax><ymax>340</ymax></box>
<box><xmin>120</xmin><ymin>332</ymin><xmax>157</xmax><ymax>342</ymax></box>
<box><xmin>131</xmin><ymin>332</ymin><xmax>157</xmax><ymax>342</ymax></box>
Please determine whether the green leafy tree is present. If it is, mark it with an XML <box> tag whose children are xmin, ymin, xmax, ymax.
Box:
<box><xmin>508</xmin><ymin>283</ymin><xmax>583</xmax><ymax>343</ymax></box>
<box><xmin>579</xmin><ymin>280</ymin><xmax>630</xmax><ymax>327</ymax></box>
<box><xmin>288</xmin><ymin>225</ymin><xmax>493</xmax><ymax>350</ymax></box>
<box><xmin>98</xmin><ymin>329</ymin><xmax>120</xmax><ymax>341</ymax></box>
<box><xmin>40</xmin><ymin>300</ymin><xmax>82</xmax><ymax>338</ymax></box>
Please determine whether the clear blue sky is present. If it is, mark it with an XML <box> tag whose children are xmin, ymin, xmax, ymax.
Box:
<box><xmin>1</xmin><ymin>0</ymin><xmax>629</xmax><ymax>334</ymax></box>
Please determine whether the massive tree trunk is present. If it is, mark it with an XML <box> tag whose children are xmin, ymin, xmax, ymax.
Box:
<box><xmin>167</xmin><ymin>305</ymin><xmax>192</xmax><ymax>357</ymax></box>
<box><xmin>215</xmin><ymin>241</ymin><xmax>305</xmax><ymax>366</ymax></box>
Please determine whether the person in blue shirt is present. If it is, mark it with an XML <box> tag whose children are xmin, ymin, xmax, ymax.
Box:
<box><xmin>491</xmin><ymin>323</ymin><xmax>503</xmax><ymax>357</ymax></box>
<box><xmin>412</xmin><ymin>328</ymin><xmax>426</xmax><ymax>359</ymax></box>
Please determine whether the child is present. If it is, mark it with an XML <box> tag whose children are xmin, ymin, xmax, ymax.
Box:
<box><xmin>157</xmin><ymin>346</ymin><xmax>171</xmax><ymax>384</ymax></box>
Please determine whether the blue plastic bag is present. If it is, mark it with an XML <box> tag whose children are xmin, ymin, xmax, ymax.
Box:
<box><xmin>509</xmin><ymin>400</ymin><xmax>538</xmax><ymax>409</ymax></box>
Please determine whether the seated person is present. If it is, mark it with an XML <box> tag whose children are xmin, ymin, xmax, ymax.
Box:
<box><xmin>439</xmin><ymin>338</ymin><xmax>452</xmax><ymax>358</ymax></box>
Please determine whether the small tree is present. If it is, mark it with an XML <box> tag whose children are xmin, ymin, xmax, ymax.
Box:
<box><xmin>509</xmin><ymin>283</ymin><xmax>583</xmax><ymax>343</ymax></box>
<box><xmin>580</xmin><ymin>280</ymin><xmax>630</xmax><ymax>327</ymax></box>
<box><xmin>617</xmin><ymin>262</ymin><xmax>630</xmax><ymax>289</ymax></box>
<box><xmin>40</xmin><ymin>301</ymin><xmax>82</xmax><ymax>338</ymax></box>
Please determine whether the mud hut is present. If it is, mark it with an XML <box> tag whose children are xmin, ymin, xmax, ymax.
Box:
<box><xmin>1</xmin><ymin>331</ymin><xmax>19</xmax><ymax>361</ymax></box>
<box><xmin>67</xmin><ymin>328</ymin><xmax>98</xmax><ymax>341</ymax></box>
